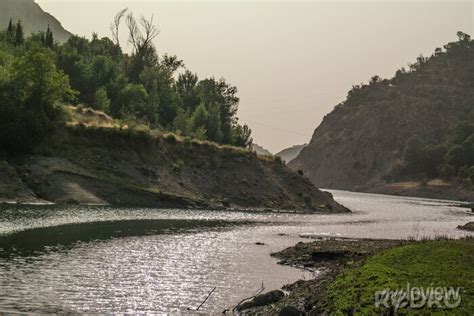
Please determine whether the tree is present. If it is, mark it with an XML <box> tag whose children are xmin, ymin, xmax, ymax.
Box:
<box><xmin>94</xmin><ymin>88</ymin><xmax>111</xmax><ymax>111</ymax></box>
<box><xmin>125</xmin><ymin>13</ymin><xmax>160</xmax><ymax>82</ymax></box>
<box><xmin>173</xmin><ymin>108</ymin><xmax>191</xmax><ymax>135</ymax></box>
<box><xmin>15</xmin><ymin>22</ymin><xmax>22</xmax><ymax>43</ymax></box>
<box><xmin>0</xmin><ymin>47</ymin><xmax>73</xmax><ymax>152</ymax></box>
<box><xmin>370</xmin><ymin>75</ymin><xmax>381</xmax><ymax>84</ymax></box>
<box><xmin>445</xmin><ymin>145</ymin><xmax>468</xmax><ymax>171</ymax></box>
<box><xmin>191</xmin><ymin>103</ymin><xmax>208</xmax><ymax>136</ymax></box>
<box><xmin>177</xmin><ymin>70</ymin><xmax>199</xmax><ymax>111</ymax></box>
<box><xmin>110</xmin><ymin>8</ymin><xmax>128</xmax><ymax>47</ymax></box>
<box><xmin>6</xmin><ymin>19</ymin><xmax>14</xmax><ymax>42</ymax></box>
<box><xmin>457</xmin><ymin>31</ymin><xmax>471</xmax><ymax>42</ymax></box>
<box><xmin>45</xmin><ymin>25</ymin><xmax>54</xmax><ymax>48</ymax></box>
<box><xmin>403</xmin><ymin>135</ymin><xmax>425</xmax><ymax>171</ymax></box>
<box><xmin>15</xmin><ymin>20</ymin><xmax>24</xmax><ymax>46</ymax></box>
<box><xmin>206</xmin><ymin>103</ymin><xmax>223</xmax><ymax>143</ymax></box>
<box><xmin>231</xmin><ymin>123</ymin><xmax>253</xmax><ymax>148</ymax></box>
<box><xmin>196</xmin><ymin>78</ymin><xmax>240</xmax><ymax>144</ymax></box>
<box><xmin>111</xmin><ymin>83</ymin><xmax>148</xmax><ymax>118</ymax></box>
<box><xmin>423</xmin><ymin>144</ymin><xmax>448</xmax><ymax>177</ymax></box>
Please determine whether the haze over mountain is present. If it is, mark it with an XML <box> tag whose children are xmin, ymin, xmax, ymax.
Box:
<box><xmin>0</xmin><ymin>0</ymin><xmax>71</xmax><ymax>43</ymax></box>
<box><xmin>290</xmin><ymin>34</ymin><xmax>474</xmax><ymax>201</ymax></box>
<box><xmin>276</xmin><ymin>144</ymin><xmax>307</xmax><ymax>164</ymax></box>
<box><xmin>252</xmin><ymin>144</ymin><xmax>272</xmax><ymax>156</ymax></box>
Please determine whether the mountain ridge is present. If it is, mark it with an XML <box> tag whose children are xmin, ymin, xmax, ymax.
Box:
<box><xmin>0</xmin><ymin>0</ymin><xmax>72</xmax><ymax>43</ymax></box>
<box><xmin>276</xmin><ymin>144</ymin><xmax>307</xmax><ymax>164</ymax></box>
<box><xmin>290</xmin><ymin>33</ymin><xmax>474</xmax><ymax>201</ymax></box>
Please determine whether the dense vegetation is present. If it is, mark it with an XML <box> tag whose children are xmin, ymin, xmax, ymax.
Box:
<box><xmin>325</xmin><ymin>238</ymin><xmax>474</xmax><ymax>314</ymax></box>
<box><xmin>348</xmin><ymin>32</ymin><xmax>474</xmax><ymax>184</ymax></box>
<box><xmin>0</xmin><ymin>12</ymin><xmax>252</xmax><ymax>154</ymax></box>
<box><xmin>397</xmin><ymin>33</ymin><xmax>474</xmax><ymax>184</ymax></box>
<box><xmin>353</xmin><ymin>32</ymin><xmax>474</xmax><ymax>184</ymax></box>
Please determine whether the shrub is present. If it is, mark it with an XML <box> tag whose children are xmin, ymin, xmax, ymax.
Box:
<box><xmin>164</xmin><ymin>133</ymin><xmax>178</xmax><ymax>144</ymax></box>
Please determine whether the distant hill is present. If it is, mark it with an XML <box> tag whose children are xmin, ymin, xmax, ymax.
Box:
<box><xmin>290</xmin><ymin>33</ymin><xmax>474</xmax><ymax>201</ymax></box>
<box><xmin>276</xmin><ymin>144</ymin><xmax>307</xmax><ymax>164</ymax></box>
<box><xmin>0</xmin><ymin>0</ymin><xmax>71</xmax><ymax>43</ymax></box>
<box><xmin>252</xmin><ymin>144</ymin><xmax>273</xmax><ymax>156</ymax></box>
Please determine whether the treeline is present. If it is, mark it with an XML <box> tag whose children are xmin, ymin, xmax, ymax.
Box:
<box><xmin>340</xmin><ymin>32</ymin><xmax>473</xmax><ymax>184</ymax></box>
<box><xmin>401</xmin><ymin>33</ymin><xmax>474</xmax><ymax>183</ymax></box>
<box><xmin>403</xmin><ymin>122</ymin><xmax>474</xmax><ymax>182</ymax></box>
<box><xmin>0</xmin><ymin>11</ymin><xmax>252</xmax><ymax>153</ymax></box>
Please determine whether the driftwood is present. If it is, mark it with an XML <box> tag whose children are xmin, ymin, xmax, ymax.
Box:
<box><xmin>188</xmin><ymin>287</ymin><xmax>217</xmax><ymax>311</ymax></box>
<box><xmin>229</xmin><ymin>282</ymin><xmax>265</xmax><ymax>312</ymax></box>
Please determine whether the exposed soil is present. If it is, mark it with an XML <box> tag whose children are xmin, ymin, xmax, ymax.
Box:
<box><xmin>0</xmin><ymin>127</ymin><xmax>349</xmax><ymax>213</ymax></box>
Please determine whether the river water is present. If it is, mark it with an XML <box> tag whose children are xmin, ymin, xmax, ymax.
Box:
<box><xmin>0</xmin><ymin>190</ymin><xmax>472</xmax><ymax>313</ymax></box>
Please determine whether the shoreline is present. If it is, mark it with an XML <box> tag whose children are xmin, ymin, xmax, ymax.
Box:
<box><xmin>238</xmin><ymin>236</ymin><xmax>474</xmax><ymax>314</ymax></box>
<box><xmin>236</xmin><ymin>237</ymin><xmax>406</xmax><ymax>313</ymax></box>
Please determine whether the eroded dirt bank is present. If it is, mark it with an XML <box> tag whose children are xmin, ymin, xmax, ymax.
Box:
<box><xmin>0</xmin><ymin>126</ymin><xmax>349</xmax><ymax>213</ymax></box>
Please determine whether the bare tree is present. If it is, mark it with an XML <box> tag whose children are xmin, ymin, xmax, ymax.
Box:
<box><xmin>139</xmin><ymin>15</ymin><xmax>160</xmax><ymax>49</ymax></box>
<box><xmin>110</xmin><ymin>8</ymin><xmax>128</xmax><ymax>47</ymax></box>
<box><xmin>126</xmin><ymin>13</ymin><xmax>160</xmax><ymax>54</ymax></box>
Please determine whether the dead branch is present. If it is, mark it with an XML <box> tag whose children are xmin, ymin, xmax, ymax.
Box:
<box><xmin>110</xmin><ymin>8</ymin><xmax>128</xmax><ymax>47</ymax></box>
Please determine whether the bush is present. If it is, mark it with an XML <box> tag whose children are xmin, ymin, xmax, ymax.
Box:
<box><xmin>164</xmin><ymin>133</ymin><xmax>178</xmax><ymax>144</ymax></box>
<box><xmin>438</xmin><ymin>164</ymin><xmax>456</xmax><ymax>180</ymax></box>
<box><xmin>0</xmin><ymin>46</ymin><xmax>72</xmax><ymax>153</ymax></box>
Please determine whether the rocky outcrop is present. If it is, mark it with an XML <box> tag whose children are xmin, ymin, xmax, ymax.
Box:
<box><xmin>290</xmin><ymin>37</ymin><xmax>474</xmax><ymax>201</ymax></box>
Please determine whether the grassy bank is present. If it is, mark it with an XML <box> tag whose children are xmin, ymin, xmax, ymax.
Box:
<box><xmin>241</xmin><ymin>238</ymin><xmax>474</xmax><ymax>314</ymax></box>
<box><xmin>326</xmin><ymin>239</ymin><xmax>474</xmax><ymax>314</ymax></box>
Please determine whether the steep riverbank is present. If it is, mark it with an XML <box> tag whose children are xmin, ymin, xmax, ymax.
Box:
<box><xmin>0</xmin><ymin>124</ymin><xmax>348</xmax><ymax>213</ymax></box>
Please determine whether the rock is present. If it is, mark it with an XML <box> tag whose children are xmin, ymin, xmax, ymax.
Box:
<box><xmin>237</xmin><ymin>290</ymin><xmax>285</xmax><ymax>311</ymax></box>
<box><xmin>255</xmin><ymin>242</ymin><xmax>266</xmax><ymax>245</ymax></box>
<box><xmin>310</xmin><ymin>250</ymin><xmax>350</xmax><ymax>261</ymax></box>
<box><xmin>279</xmin><ymin>306</ymin><xmax>304</xmax><ymax>316</ymax></box>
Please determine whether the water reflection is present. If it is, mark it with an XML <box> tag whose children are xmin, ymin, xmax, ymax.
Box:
<box><xmin>0</xmin><ymin>219</ymin><xmax>240</xmax><ymax>258</ymax></box>
<box><xmin>0</xmin><ymin>191</ymin><xmax>472</xmax><ymax>313</ymax></box>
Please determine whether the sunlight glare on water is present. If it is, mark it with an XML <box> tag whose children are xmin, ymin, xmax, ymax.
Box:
<box><xmin>0</xmin><ymin>190</ymin><xmax>472</xmax><ymax>312</ymax></box>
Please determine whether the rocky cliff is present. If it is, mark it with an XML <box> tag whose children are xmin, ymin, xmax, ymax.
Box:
<box><xmin>290</xmin><ymin>34</ymin><xmax>474</xmax><ymax>201</ymax></box>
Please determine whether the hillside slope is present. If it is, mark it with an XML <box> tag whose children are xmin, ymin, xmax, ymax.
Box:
<box><xmin>277</xmin><ymin>144</ymin><xmax>307</xmax><ymax>164</ymax></box>
<box><xmin>290</xmin><ymin>34</ymin><xmax>474</xmax><ymax>201</ymax></box>
<box><xmin>0</xmin><ymin>0</ymin><xmax>71</xmax><ymax>42</ymax></box>
<box><xmin>0</xmin><ymin>107</ymin><xmax>348</xmax><ymax>213</ymax></box>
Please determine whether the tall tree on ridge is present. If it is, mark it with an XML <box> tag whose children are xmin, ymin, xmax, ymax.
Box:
<box><xmin>15</xmin><ymin>20</ymin><xmax>24</xmax><ymax>46</ymax></box>
<box><xmin>46</xmin><ymin>25</ymin><xmax>54</xmax><ymax>48</ymax></box>
<box><xmin>6</xmin><ymin>19</ymin><xmax>14</xmax><ymax>42</ymax></box>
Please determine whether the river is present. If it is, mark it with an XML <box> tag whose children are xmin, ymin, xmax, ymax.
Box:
<box><xmin>0</xmin><ymin>190</ymin><xmax>472</xmax><ymax>313</ymax></box>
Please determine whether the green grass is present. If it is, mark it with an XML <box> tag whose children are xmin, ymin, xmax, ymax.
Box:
<box><xmin>325</xmin><ymin>238</ymin><xmax>474</xmax><ymax>315</ymax></box>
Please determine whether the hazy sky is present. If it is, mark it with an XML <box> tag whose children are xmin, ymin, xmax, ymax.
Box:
<box><xmin>36</xmin><ymin>1</ymin><xmax>472</xmax><ymax>153</ymax></box>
